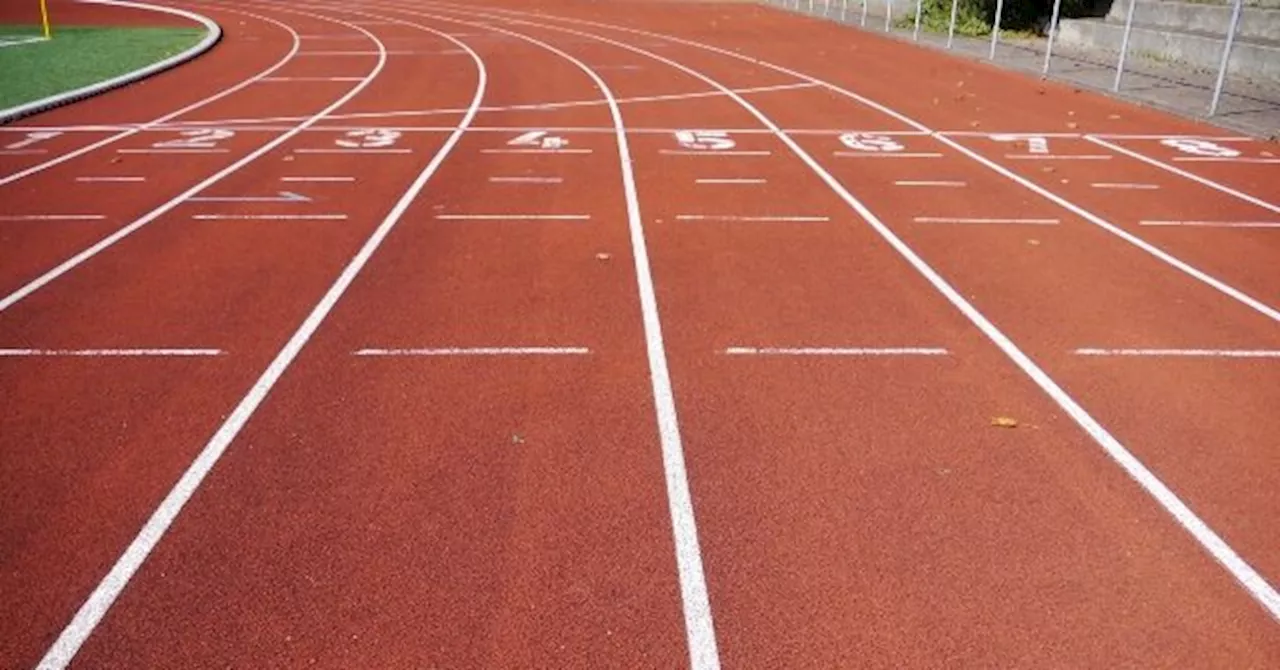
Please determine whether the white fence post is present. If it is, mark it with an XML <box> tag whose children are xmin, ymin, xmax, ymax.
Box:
<box><xmin>1209</xmin><ymin>0</ymin><xmax>1244</xmax><ymax>116</ymax></box>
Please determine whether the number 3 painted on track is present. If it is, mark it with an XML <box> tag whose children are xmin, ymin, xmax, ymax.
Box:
<box><xmin>336</xmin><ymin>128</ymin><xmax>402</xmax><ymax>148</ymax></box>
<box><xmin>674</xmin><ymin>130</ymin><xmax>735</xmax><ymax>151</ymax></box>
<box><xmin>838</xmin><ymin>133</ymin><xmax>903</xmax><ymax>152</ymax></box>
<box><xmin>1159</xmin><ymin>138</ymin><xmax>1239</xmax><ymax>158</ymax></box>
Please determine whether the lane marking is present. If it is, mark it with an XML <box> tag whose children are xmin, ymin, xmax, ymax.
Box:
<box><xmin>435</xmin><ymin>214</ymin><xmax>590</xmax><ymax>220</ymax></box>
<box><xmin>296</xmin><ymin>34</ymin><xmax>370</xmax><ymax>39</ymax></box>
<box><xmin>0</xmin><ymin>348</ymin><xmax>222</xmax><ymax>357</ymax></box>
<box><xmin>0</xmin><ymin>149</ymin><xmax>47</xmax><ymax>155</ymax></box>
<box><xmin>296</xmin><ymin>50</ymin><xmax>420</xmax><ymax>55</ymax></box>
<box><xmin>695</xmin><ymin>178</ymin><xmax>766</xmax><ymax>184</ymax></box>
<box><xmin>188</xmin><ymin>191</ymin><xmax>311</xmax><ymax>203</ymax></box>
<box><xmin>676</xmin><ymin>215</ymin><xmax>828</xmax><ymax>222</ymax></box>
<box><xmin>725</xmin><ymin>347</ymin><xmax>949</xmax><ymax>356</ymax></box>
<box><xmin>1005</xmin><ymin>154</ymin><xmax>1112</xmax><ymax>160</ymax></box>
<box><xmin>914</xmin><ymin>217</ymin><xmax>1060</xmax><ymax>225</ymax></box>
<box><xmin>76</xmin><ymin>176</ymin><xmax>146</xmax><ymax>183</ymax></box>
<box><xmin>660</xmin><ymin>149</ymin><xmax>770</xmax><ymax>156</ymax></box>
<box><xmin>1172</xmin><ymin>157</ymin><xmax>1280</xmax><ymax>164</ymax></box>
<box><xmin>445</xmin><ymin>4</ymin><xmax>1280</xmax><ymax>623</ymax></box>
<box><xmin>355</xmin><ymin>347</ymin><xmax>589</xmax><ymax>356</ymax></box>
<box><xmin>0</xmin><ymin>214</ymin><xmax>105</xmax><ymax>221</ymax></box>
<box><xmin>488</xmin><ymin>176</ymin><xmax>563</xmax><ymax>183</ymax></box>
<box><xmin>116</xmin><ymin>148</ymin><xmax>230</xmax><ymax>154</ymax></box>
<box><xmin>833</xmin><ymin>151</ymin><xmax>941</xmax><ymax>158</ymax></box>
<box><xmin>260</xmin><ymin>76</ymin><xmax>365</xmax><ymax>82</ymax></box>
<box><xmin>479</xmin><ymin>148</ymin><xmax>592</xmax><ymax>154</ymax></box>
<box><xmin>471</xmin><ymin>6</ymin><xmax>1280</xmax><ymax>622</ymax></box>
<box><xmin>1139</xmin><ymin>221</ymin><xmax>1280</xmax><ymax>228</ymax></box>
<box><xmin>1075</xmin><ymin>348</ymin><xmax>1280</xmax><ymax>358</ymax></box>
<box><xmin>1086</xmin><ymin>136</ymin><xmax>1280</xmax><ymax>216</ymax></box>
<box><xmin>32</xmin><ymin>13</ymin><xmax>487</xmax><ymax>670</ymax></box>
<box><xmin>293</xmin><ymin>147</ymin><xmax>412</xmax><ymax>154</ymax></box>
<box><xmin>895</xmin><ymin>180</ymin><xmax>965</xmax><ymax>187</ymax></box>
<box><xmin>1091</xmin><ymin>182</ymin><xmax>1159</xmax><ymax>190</ymax></box>
<box><xmin>191</xmin><ymin>214</ymin><xmax>348</xmax><ymax>220</ymax></box>
<box><xmin>280</xmin><ymin>176</ymin><xmax>354</xmax><ymax>182</ymax></box>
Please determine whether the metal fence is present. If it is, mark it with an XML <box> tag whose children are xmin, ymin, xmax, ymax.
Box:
<box><xmin>764</xmin><ymin>0</ymin><xmax>1278</xmax><ymax>134</ymax></box>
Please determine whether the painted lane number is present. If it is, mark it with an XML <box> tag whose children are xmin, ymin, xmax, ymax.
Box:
<box><xmin>1160</xmin><ymin>138</ymin><xmax>1240</xmax><ymax>158</ymax></box>
<box><xmin>335</xmin><ymin>128</ymin><xmax>402</xmax><ymax>148</ymax></box>
<box><xmin>674</xmin><ymin>130</ymin><xmax>735</xmax><ymax>151</ymax></box>
<box><xmin>991</xmin><ymin>133</ymin><xmax>1050</xmax><ymax>154</ymax></box>
<box><xmin>153</xmin><ymin>128</ymin><xmax>235</xmax><ymax>148</ymax></box>
<box><xmin>838</xmin><ymin>133</ymin><xmax>903</xmax><ymax>152</ymax></box>
<box><xmin>508</xmin><ymin>130</ymin><xmax>569</xmax><ymax>149</ymax></box>
<box><xmin>5</xmin><ymin>131</ymin><xmax>62</xmax><ymax>150</ymax></box>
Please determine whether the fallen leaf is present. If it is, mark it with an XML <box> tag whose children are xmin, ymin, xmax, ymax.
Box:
<box><xmin>511</xmin><ymin>433</ymin><xmax>525</xmax><ymax>444</ymax></box>
<box><xmin>1108</xmin><ymin>113</ymin><xmax>1121</xmax><ymax>120</ymax></box>
<box><xmin>595</xmin><ymin>252</ymin><xmax>612</xmax><ymax>261</ymax></box>
<box><xmin>991</xmin><ymin>416</ymin><xmax>1019</xmax><ymax>428</ymax></box>
<box><xmin>969</xmin><ymin>120</ymin><xmax>981</xmax><ymax>128</ymax></box>
<box><xmin>1041</xmin><ymin>166</ymin><xmax>1055</xmax><ymax>173</ymax></box>
<box><xmin>1027</xmin><ymin>239</ymin><xmax>1041</xmax><ymax>246</ymax></box>
<box><xmin>1066</xmin><ymin>122</ymin><xmax>1078</xmax><ymax>129</ymax></box>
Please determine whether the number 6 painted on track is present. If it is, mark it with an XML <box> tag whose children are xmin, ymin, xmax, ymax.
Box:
<box><xmin>1159</xmin><ymin>138</ymin><xmax>1240</xmax><ymax>158</ymax></box>
<box><xmin>674</xmin><ymin>130</ymin><xmax>735</xmax><ymax>151</ymax></box>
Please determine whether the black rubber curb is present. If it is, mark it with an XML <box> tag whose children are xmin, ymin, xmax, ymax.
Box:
<box><xmin>0</xmin><ymin>0</ymin><xmax>222</xmax><ymax>125</ymax></box>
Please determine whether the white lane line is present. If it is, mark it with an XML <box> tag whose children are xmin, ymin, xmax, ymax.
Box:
<box><xmin>488</xmin><ymin>176</ymin><xmax>563</xmax><ymax>183</ymax></box>
<box><xmin>434</xmin><ymin>214</ymin><xmax>589</xmax><ymax>220</ymax></box>
<box><xmin>833</xmin><ymin>151</ymin><xmax>942</xmax><ymax>158</ymax></box>
<box><xmin>676</xmin><ymin>215</ymin><xmax>828</xmax><ymax>222</ymax></box>
<box><xmin>116</xmin><ymin>148</ymin><xmax>230</xmax><ymax>154</ymax></box>
<box><xmin>295</xmin><ymin>50</ymin><xmax>419</xmax><ymax>55</ymax></box>
<box><xmin>420</xmin><ymin>17</ymin><xmax>723</xmax><ymax>668</ymax></box>
<box><xmin>485</xmin><ymin>8</ymin><xmax>1280</xmax><ymax>620</ymax></box>
<box><xmin>1005</xmin><ymin>154</ymin><xmax>1113</xmax><ymax>160</ymax></box>
<box><xmin>76</xmin><ymin>176</ymin><xmax>146</xmax><ymax>183</ymax></box>
<box><xmin>0</xmin><ymin>5</ymin><xmax>303</xmax><ymax>188</ymax></box>
<box><xmin>0</xmin><ymin>348</ymin><xmax>223</xmax><ymax>357</ymax></box>
<box><xmin>914</xmin><ymin>217</ymin><xmax>1060</xmax><ymax>225</ymax></box>
<box><xmin>695</xmin><ymin>178</ymin><xmax>765</xmax><ymax>184</ymax></box>
<box><xmin>725</xmin><ymin>347</ymin><xmax>949</xmax><ymax>356</ymax></box>
<box><xmin>479</xmin><ymin>148</ymin><xmax>592</xmax><ymax>154</ymax></box>
<box><xmin>660</xmin><ymin>149</ymin><xmax>770</xmax><ymax>156</ymax></box>
<box><xmin>294</xmin><ymin>148</ymin><xmax>412</xmax><ymax>154</ymax></box>
<box><xmin>894</xmin><ymin>180</ymin><xmax>965</xmax><ymax>187</ymax></box>
<box><xmin>0</xmin><ymin>149</ymin><xmax>47</xmax><ymax>155</ymax></box>
<box><xmin>1172</xmin><ymin>157</ymin><xmax>1280</xmax><ymax>164</ymax></box>
<box><xmin>189</xmin><ymin>191</ymin><xmax>311</xmax><ymax>203</ymax></box>
<box><xmin>1075</xmin><ymin>348</ymin><xmax>1280</xmax><ymax>358</ymax></box>
<box><xmin>297</xmin><ymin>34</ymin><xmax>369</xmax><ymax>39</ymax></box>
<box><xmin>191</xmin><ymin>214</ymin><xmax>348</xmax><ymax>220</ymax></box>
<box><xmin>280</xmin><ymin>176</ymin><xmax>354</xmax><ymax>182</ymax></box>
<box><xmin>0</xmin><ymin>214</ymin><xmax>105</xmax><ymax>221</ymax></box>
<box><xmin>1091</xmin><ymin>182</ymin><xmax>1159</xmax><ymax>190</ymax></box>
<box><xmin>1086</xmin><ymin>136</ymin><xmax>1280</xmax><ymax>216</ymax></box>
<box><xmin>355</xmin><ymin>347</ymin><xmax>589</xmax><ymax>356</ymax></box>
<box><xmin>32</xmin><ymin>14</ymin><xmax>486</xmax><ymax>670</ymax></box>
<box><xmin>1139</xmin><ymin>220</ymin><xmax>1280</xmax><ymax>228</ymax></box>
<box><xmin>454</xmin><ymin>6</ymin><xmax>1271</xmax><ymax>625</ymax></box>
<box><xmin>260</xmin><ymin>76</ymin><xmax>365</xmax><ymax>82</ymax></box>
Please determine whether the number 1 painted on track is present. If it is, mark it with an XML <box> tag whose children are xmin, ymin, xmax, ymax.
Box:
<box><xmin>5</xmin><ymin>131</ymin><xmax>62</xmax><ymax>150</ymax></box>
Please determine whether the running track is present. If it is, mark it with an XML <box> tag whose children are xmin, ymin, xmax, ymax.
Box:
<box><xmin>2</xmin><ymin>0</ymin><xmax>1279</xmax><ymax>667</ymax></box>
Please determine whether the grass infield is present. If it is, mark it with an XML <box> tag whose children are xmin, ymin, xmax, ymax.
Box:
<box><xmin>0</xmin><ymin>25</ymin><xmax>205</xmax><ymax>110</ymax></box>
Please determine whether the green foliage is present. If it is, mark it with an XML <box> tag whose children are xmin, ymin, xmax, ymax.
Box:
<box><xmin>906</xmin><ymin>0</ymin><xmax>1103</xmax><ymax>36</ymax></box>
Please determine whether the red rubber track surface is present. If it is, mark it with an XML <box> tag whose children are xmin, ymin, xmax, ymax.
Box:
<box><xmin>1</xmin><ymin>1</ymin><xmax>1278</xmax><ymax>668</ymax></box>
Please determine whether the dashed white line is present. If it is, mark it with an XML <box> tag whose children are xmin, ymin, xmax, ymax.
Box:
<box><xmin>695</xmin><ymin>178</ymin><xmax>766</xmax><ymax>184</ymax></box>
<box><xmin>833</xmin><ymin>151</ymin><xmax>942</xmax><ymax>158</ymax></box>
<box><xmin>191</xmin><ymin>214</ymin><xmax>348</xmax><ymax>220</ymax></box>
<box><xmin>724</xmin><ymin>347</ymin><xmax>949</xmax><ymax>356</ymax></box>
<box><xmin>435</xmin><ymin>214</ymin><xmax>589</xmax><ymax>220</ymax></box>
<box><xmin>355</xmin><ymin>347</ymin><xmax>589</xmax><ymax>356</ymax></box>
<box><xmin>1171</xmin><ymin>157</ymin><xmax>1280</xmax><ymax>164</ymax></box>
<box><xmin>894</xmin><ymin>180</ymin><xmax>966</xmax><ymax>187</ymax></box>
<box><xmin>116</xmin><ymin>148</ymin><xmax>230</xmax><ymax>154</ymax></box>
<box><xmin>0</xmin><ymin>214</ymin><xmax>106</xmax><ymax>221</ymax></box>
<box><xmin>676</xmin><ymin>215</ymin><xmax>828</xmax><ymax>222</ymax></box>
<box><xmin>260</xmin><ymin>76</ymin><xmax>365</xmax><ymax>82</ymax></box>
<box><xmin>0</xmin><ymin>348</ymin><xmax>223</xmax><ymax>357</ymax></box>
<box><xmin>1075</xmin><ymin>348</ymin><xmax>1280</xmax><ymax>358</ymax></box>
<box><xmin>76</xmin><ymin>176</ymin><xmax>146</xmax><ymax>183</ymax></box>
<box><xmin>661</xmin><ymin>149</ymin><xmax>771</xmax><ymax>156</ymax></box>
<box><xmin>294</xmin><ymin>148</ymin><xmax>412</xmax><ymax>154</ymax></box>
<box><xmin>1004</xmin><ymin>154</ymin><xmax>1113</xmax><ymax>160</ymax></box>
<box><xmin>0</xmin><ymin>149</ymin><xmax>47</xmax><ymax>155</ymax></box>
<box><xmin>914</xmin><ymin>217</ymin><xmax>1060</xmax><ymax>225</ymax></box>
<box><xmin>1091</xmin><ymin>182</ymin><xmax>1159</xmax><ymax>190</ymax></box>
<box><xmin>479</xmin><ymin>148</ymin><xmax>593</xmax><ymax>154</ymax></box>
<box><xmin>280</xmin><ymin>176</ymin><xmax>355</xmax><ymax>182</ymax></box>
<box><xmin>1139</xmin><ymin>221</ymin><xmax>1280</xmax><ymax>228</ymax></box>
<box><xmin>488</xmin><ymin>176</ymin><xmax>563</xmax><ymax>183</ymax></box>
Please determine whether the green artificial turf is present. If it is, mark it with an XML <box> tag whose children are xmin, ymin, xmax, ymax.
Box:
<box><xmin>0</xmin><ymin>25</ymin><xmax>205</xmax><ymax>110</ymax></box>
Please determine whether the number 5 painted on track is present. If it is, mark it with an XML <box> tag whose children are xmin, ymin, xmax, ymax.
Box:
<box><xmin>1159</xmin><ymin>138</ymin><xmax>1240</xmax><ymax>158</ymax></box>
<box><xmin>838</xmin><ymin>133</ymin><xmax>903</xmax><ymax>152</ymax></box>
<box><xmin>674</xmin><ymin>130</ymin><xmax>735</xmax><ymax>151</ymax></box>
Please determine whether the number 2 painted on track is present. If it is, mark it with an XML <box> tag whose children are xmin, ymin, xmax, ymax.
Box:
<box><xmin>153</xmin><ymin>128</ymin><xmax>235</xmax><ymax>149</ymax></box>
<box><xmin>674</xmin><ymin>130</ymin><xmax>735</xmax><ymax>151</ymax></box>
<box><xmin>336</xmin><ymin>128</ymin><xmax>402</xmax><ymax>148</ymax></box>
<box><xmin>5</xmin><ymin>131</ymin><xmax>62</xmax><ymax>150</ymax></box>
<box><xmin>838</xmin><ymin>133</ymin><xmax>903</xmax><ymax>152</ymax></box>
<box><xmin>1160</xmin><ymin>138</ymin><xmax>1240</xmax><ymax>158</ymax></box>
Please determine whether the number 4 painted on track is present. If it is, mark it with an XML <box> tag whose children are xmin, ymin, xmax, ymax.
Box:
<box><xmin>4</xmin><ymin>131</ymin><xmax>62</xmax><ymax>150</ymax></box>
<box><xmin>508</xmin><ymin>130</ymin><xmax>569</xmax><ymax>149</ymax></box>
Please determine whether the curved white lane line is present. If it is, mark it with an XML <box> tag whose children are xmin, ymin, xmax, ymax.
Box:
<box><xmin>0</xmin><ymin>3</ymin><xmax>300</xmax><ymax>186</ymax></box>
<box><xmin>34</xmin><ymin>10</ymin><xmax>488</xmax><ymax>670</ymax></box>
<box><xmin>404</xmin><ymin>0</ymin><xmax>1280</xmax><ymax>623</ymax></box>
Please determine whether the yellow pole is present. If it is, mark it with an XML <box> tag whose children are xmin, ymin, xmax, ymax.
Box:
<box><xmin>39</xmin><ymin>0</ymin><xmax>52</xmax><ymax>39</ymax></box>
